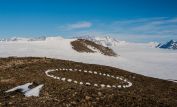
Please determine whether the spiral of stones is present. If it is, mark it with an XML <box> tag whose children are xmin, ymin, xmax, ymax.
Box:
<box><xmin>45</xmin><ymin>68</ymin><xmax>132</xmax><ymax>89</ymax></box>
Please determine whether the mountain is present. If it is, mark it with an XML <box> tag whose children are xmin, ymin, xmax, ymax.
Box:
<box><xmin>0</xmin><ymin>36</ymin><xmax>63</xmax><ymax>42</ymax></box>
<box><xmin>74</xmin><ymin>35</ymin><xmax>126</xmax><ymax>47</ymax></box>
<box><xmin>148</xmin><ymin>42</ymin><xmax>160</xmax><ymax>47</ymax></box>
<box><xmin>159</xmin><ymin>40</ymin><xmax>177</xmax><ymax>50</ymax></box>
<box><xmin>0</xmin><ymin>37</ymin><xmax>30</xmax><ymax>42</ymax></box>
<box><xmin>1</xmin><ymin>36</ymin><xmax>125</xmax><ymax>47</ymax></box>
<box><xmin>28</xmin><ymin>37</ymin><xmax>46</xmax><ymax>41</ymax></box>
<box><xmin>71</xmin><ymin>39</ymin><xmax>117</xmax><ymax>56</ymax></box>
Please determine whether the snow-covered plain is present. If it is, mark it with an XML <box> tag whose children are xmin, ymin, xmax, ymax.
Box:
<box><xmin>0</xmin><ymin>37</ymin><xmax>177</xmax><ymax>81</ymax></box>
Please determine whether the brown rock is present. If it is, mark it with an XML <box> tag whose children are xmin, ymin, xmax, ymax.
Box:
<box><xmin>71</xmin><ymin>101</ymin><xmax>77</xmax><ymax>105</ymax></box>
<box><xmin>98</xmin><ymin>92</ymin><xmax>102</xmax><ymax>96</ymax></box>
<box><xmin>85</xmin><ymin>96</ymin><xmax>91</xmax><ymax>100</ymax></box>
<box><xmin>9</xmin><ymin>102</ymin><xmax>13</xmax><ymax>105</ymax></box>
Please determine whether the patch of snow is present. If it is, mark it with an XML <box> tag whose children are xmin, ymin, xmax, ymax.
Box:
<box><xmin>24</xmin><ymin>84</ymin><xmax>44</xmax><ymax>97</ymax></box>
<box><xmin>5</xmin><ymin>83</ymin><xmax>32</xmax><ymax>93</ymax></box>
<box><xmin>5</xmin><ymin>83</ymin><xmax>44</xmax><ymax>97</ymax></box>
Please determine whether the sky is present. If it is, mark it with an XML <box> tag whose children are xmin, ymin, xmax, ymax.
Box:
<box><xmin>0</xmin><ymin>0</ymin><xmax>177</xmax><ymax>42</ymax></box>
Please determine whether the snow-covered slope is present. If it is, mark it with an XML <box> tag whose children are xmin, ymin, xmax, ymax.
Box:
<box><xmin>0</xmin><ymin>36</ymin><xmax>177</xmax><ymax>81</ymax></box>
<box><xmin>75</xmin><ymin>35</ymin><xmax>126</xmax><ymax>47</ymax></box>
<box><xmin>158</xmin><ymin>40</ymin><xmax>177</xmax><ymax>50</ymax></box>
<box><xmin>148</xmin><ymin>42</ymin><xmax>160</xmax><ymax>48</ymax></box>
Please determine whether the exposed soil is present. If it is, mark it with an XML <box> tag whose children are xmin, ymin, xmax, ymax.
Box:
<box><xmin>71</xmin><ymin>39</ymin><xmax>117</xmax><ymax>56</ymax></box>
<box><xmin>0</xmin><ymin>57</ymin><xmax>177</xmax><ymax>107</ymax></box>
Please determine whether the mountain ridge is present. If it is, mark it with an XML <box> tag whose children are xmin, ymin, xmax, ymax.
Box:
<box><xmin>74</xmin><ymin>35</ymin><xmax>127</xmax><ymax>47</ymax></box>
<box><xmin>158</xmin><ymin>40</ymin><xmax>177</xmax><ymax>50</ymax></box>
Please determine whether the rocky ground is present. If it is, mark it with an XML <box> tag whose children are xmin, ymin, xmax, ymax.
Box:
<box><xmin>0</xmin><ymin>57</ymin><xmax>177</xmax><ymax>107</ymax></box>
<box><xmin>71</xmin><ymin>39</ymin><xmax>117</xmax><ymax>56</ymax></box>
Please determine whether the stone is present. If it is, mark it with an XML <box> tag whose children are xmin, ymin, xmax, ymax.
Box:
<box><xmin>85</xmin><ymin>96</ymin><xmax>91</xmax><ymax>100</ymax></box>
<box><xmin>98</xmin><ymin>92</ymin><xmax>102</xmax><ymax>96</ymax></box>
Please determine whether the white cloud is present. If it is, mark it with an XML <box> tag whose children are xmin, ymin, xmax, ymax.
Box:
<box><xmin>63</xmin><ymin>21</ymin><xmax>92</xmax><ymax>30</ymax></box>
<box><xmin>59</xmin><ymin>17</ymin><xmax>177</xmax><ymax>42</ymax></box>
<box><xmin>113</xmin><ymin>17</ymin><xmax>168</xmax><ymax>25</ymax></box>
<box><xmin>104</xmin><ymin>17</ymin><xmax>177</xmax><ymax>37</ymax></box>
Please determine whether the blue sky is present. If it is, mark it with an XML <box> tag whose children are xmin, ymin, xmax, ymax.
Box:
<box><xmin>0</xmin><ymin>0</ymin><xmax>177</xmax><ymax>42</ymax></box>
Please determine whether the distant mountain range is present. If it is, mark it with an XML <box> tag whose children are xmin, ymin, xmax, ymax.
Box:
<box><xmin>74</xmin><ymin>35</ymin><xmax>126</xmax><ymax>47</ymax></box>
<box><xmin>158</xmin><ymin>40</ymin><xmax>177</xmax><ymax>50</ymax></box>
<box><xmin>148</xmin><ymin>42</ymin><xmax>160</xmax><ymax>47</ymax></box>
<box><xmin>0</xmin><ymin>36</ymin><xmax>125</xmax><ymax>47</ymax></box>
<box><xmin>0</xmin><ymin>36</ymin><xmax>63</xmax><ymax>42</ymax></box>
<box><xmin>75</xmin><ymin>36</ymin><xmax>177</xmax><ymax>50</ymax></box>
<box><xmin>0</xmin><ymin>36</ymin><xmax>176</xmax><ymax>50</ymax></box>
<box><xmin>0</xmin><ymin>37</ymin><xmax>45</xmax><ymax>42</ymax></box>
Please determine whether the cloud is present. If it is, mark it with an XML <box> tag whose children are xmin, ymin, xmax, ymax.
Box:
<box><xmin>112</xmin><ymin>17</ymin><xmax>168</xmax><ymax>25</ymax></box>
<box><xmin>59</xmin><ymin>17</ymin><xmax>177</xmax><ymax>42</ymax></box>
<box><xmin>104</xmin><ymin>17</ymin><xmax>177</xmax><ymax>37</ymax></box>
<box><xmin>61</xmin><ymin>21</ymin><xmax>92</xmax><ymax>30</ymax></box>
